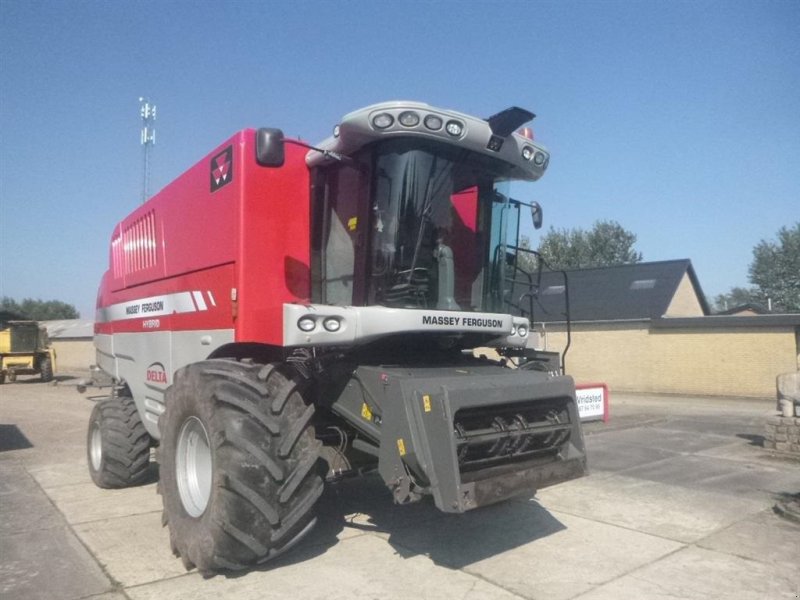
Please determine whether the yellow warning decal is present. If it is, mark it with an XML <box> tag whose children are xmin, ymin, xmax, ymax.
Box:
<box><xmin>397</xmin><ymin>438</ymin><xmax>406</xmax><ymax>456</ymax></box>
<box><xmin>361</xmin><ymin>403</ymin><xmax>373</xmax><ymax>421</ymax></box>
<box><xmin>422</xmin><ymin>394</ymin><xmax>432</xmax><ymax>413</ymax></box>
<box><xmin>347</xmin><ymin>216</ymin><xmax>358</xmax><ymax>231</ymax></box>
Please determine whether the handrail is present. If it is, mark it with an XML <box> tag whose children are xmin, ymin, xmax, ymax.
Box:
<box><xmin>493</xmin><ymin>244</ymin><xmax>572</xmax><ymax>374</ymax></box>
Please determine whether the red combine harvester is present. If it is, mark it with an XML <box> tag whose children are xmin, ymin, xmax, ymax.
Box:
<box><xmin>86</xmin><ymin>101</ymin><xmax>585</xmax><ymax>572</ymax></box>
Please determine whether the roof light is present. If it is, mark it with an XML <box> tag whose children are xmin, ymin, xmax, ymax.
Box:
<box><xmin>518</xmin><ymin>127</ymin><xmax>534</xmax><ymax>140</ymax></box>
<box><xmin>445</xmin><ymin>120</ymin><xmax>464</xmax><ymax>137</ymax></box>
<box><xmin>517</xmin><ymin>324</ymin><xmax>529</xmax><ymax>338</ymax></box>
<box><xmin>522</xmin><ymin>146</ymin><xmax>534</xmax><ymax>161</ymax></box>
<box><xmin>372</xmin><ymin>113</ymin><xmax>394</xmax><ymax>129</ymax></box>
<box><xmin>424</xmin><ymin>114</ymin><xmax>442</xmax><ymax>130</ymax></box>
<box><xmin>533</xmin><ymin>151</ymin><xmax>547</xmax><ymax>166</ymax></box>
<box><xmin>398</xmin><ymin>111</ymin><xmax>420</xmax><ymax>127</ymax></box>
<box><xmin>333</xmin><ymin>125</ymin><xmax>340</xmax><ymax>138</ymax></box>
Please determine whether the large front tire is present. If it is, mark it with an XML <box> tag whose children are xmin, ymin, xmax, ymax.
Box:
<box><xmin>87</xmin><ymin>395</ymin><xmax>152</xmax><ymax>488</ymax></box>
<box><xmin>159</xmin><ymin>360</ymin><xmax>324</xmax><ymax>573</ymax></box>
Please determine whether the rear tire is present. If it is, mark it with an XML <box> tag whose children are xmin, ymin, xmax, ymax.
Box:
<box><xmin>39</xmin><ymin>356</ymin><xmax>53</xmax><ymax>383</ymax></box>
<box><xmin>87</xmin><ymin>395</ymin><xmax>152</xmax><ymax>488</ymax></box>
<box><xmin>158</xmin><ymin>360</ymin><xmax>324</xmax><ymax>573</ymax></box>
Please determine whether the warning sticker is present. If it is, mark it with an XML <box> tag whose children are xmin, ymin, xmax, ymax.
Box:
<box><xmin>361</xmin><ymin>403</ymin><xmax>373</xmax><ymax>421</ymax></box>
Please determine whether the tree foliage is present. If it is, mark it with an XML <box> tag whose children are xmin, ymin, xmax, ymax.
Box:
<box><xmin>713</xmin><ymin>222</ymin><xmax>800</xmax><ymax>313</ymax></box>
<box><xmin>535</xmin><ymin>220</ymin><xmax>643</xmax><ymax>270</ymax></box>
<box><xmin>748</xmin><ymin>222</ymin><xmax>800</xmax><ymax>312</ymax></box>
<box><xmin>0</xmin><ymin>297</ymin><xmax>80</xmax><ymax>320</ymax></box>
<box><xmin>712</xmin><ymin>287</ymin><xmax>766</xmax><ymax>313</ymax></box>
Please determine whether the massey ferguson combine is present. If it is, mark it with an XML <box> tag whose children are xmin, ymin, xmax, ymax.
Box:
<box><xmin>87</xmin><ymin>101</ymin><xmax>586</xmax><ymax>573</ymax></box>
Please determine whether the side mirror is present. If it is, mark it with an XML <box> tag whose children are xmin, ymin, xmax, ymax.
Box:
<box><xmin>530</xmin><ymin>201</ymin><xmax>543</xmax><ymax>230</ymax></box>
<box><xmin>256</xmin><ymin>128</ymin><xmax>285</xmax><ymax>167</ymax></box>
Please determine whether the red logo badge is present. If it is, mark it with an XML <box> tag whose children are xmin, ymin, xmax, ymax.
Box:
<box><xmin>210</xmin><ymin>146</ymin><xmax>233</xmax><ymax>192</ymax></box>
<box><xmin>146</xmin><ymin>362</ymin><xmax>168</xmax><ymax>384</ymax></box>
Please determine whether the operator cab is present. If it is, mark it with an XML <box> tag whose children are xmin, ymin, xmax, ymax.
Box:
<box><xmin>307</xmin><ymin>102</ymin><xmax>548</xmax><ymax>318</ymax></box>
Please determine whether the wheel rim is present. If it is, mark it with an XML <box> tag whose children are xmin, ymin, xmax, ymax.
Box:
<box><xmin>176</xmin><ymin>416</ymin><xmax>212</xmax><ymax>518</ymax></box>
<box><xmin>89</xmin><ymin>420</ymin><xmax>103</xmax><ymax>471</ymax></box>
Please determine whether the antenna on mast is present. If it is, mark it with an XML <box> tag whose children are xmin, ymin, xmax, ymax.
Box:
<box><xmin>139</xmin><ymin>97</ymin><xmax>156</xmax><ymax>203</ymax></box>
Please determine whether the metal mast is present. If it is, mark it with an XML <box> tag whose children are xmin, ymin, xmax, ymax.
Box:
<box><xmin>139</xmin><ymin>97</ymin><xmax>156</xmax><ymax>203</ymax></box>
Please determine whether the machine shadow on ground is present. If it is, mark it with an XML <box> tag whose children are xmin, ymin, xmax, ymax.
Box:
<box><xmin>247</xmin><ymin>473</ymin><xmax>567</xmax><ymax>576</ymax></box>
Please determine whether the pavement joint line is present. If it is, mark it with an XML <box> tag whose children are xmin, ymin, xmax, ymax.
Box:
<box><xmin>639</xmin><ymin>423</ymin><xmax>757</xmax><ymax>440</ymax></box>
<box><xmin>583</xmin><ymin>417</ymin><xmax>668</xmax><ymax>435</ymax></box>
<box><xmin>692</xmin><ymin>506</ymin><xmax>800</xmax><ymax>567</ymax></box>
<box><xmin>78</xmin><ymin>588</ymin><xmax>133</xmax><ymax>600</ymax></box>
<box><xmin>456</xmin><ymin>569</ymin><xmax>531</xmax><ymax>600</ymax></box>
<box><xmin>59</xmin><ymin>508</ymin><xmax>164</xmax><ymax>528</ymax></box>
<box><xmin>122</xmin><ymin>570</ymin><xmax>197</xmax><ymax>593</ymax></box>
<box><xmin>590</xmin><ymin>452</ymin><xmax>688</xmax><ymax>479</ymax></box>
<box><xmin>543</xmin><ymin>505</ymin><xmax>744</xmax><ymax>546</ymax></box>
<box><xmin>565</xmin><ymin>543</ymin><xmax>690</xmax><ymax>600</ymax></box>
<box><xmin>23</xmin><ymin>464</ymin><xmax>127</xmax><ymax>599</ymax></box>
<box><xmin>683</xmin><ymin>542</ymin><xmax>800</xmax><ymax>591</ymax></box>
<box><xmin>376</xmin><ymin>536</ymin><xmax>533</xmax><ymax>600</ymax></box>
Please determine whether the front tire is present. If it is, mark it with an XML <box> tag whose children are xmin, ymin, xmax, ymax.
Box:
<box><xmin>39</xmin><ymin>356</ymin><xmax>53</xmax><ymax>382</ymax></box>
<box><xmin>159</xmin><ymin>360</ymin><xmax>324</xmax><ymax>573</ymax></box>
<box><xmin>87</xmin><ymin>395</ymin><xmax>152</xmax><ymax>488</ymax></box>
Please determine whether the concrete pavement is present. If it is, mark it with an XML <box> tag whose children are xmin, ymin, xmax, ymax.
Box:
<box><xmin>1</xmin><ymin>374</ymin><xmax>798</xmax><ymax>599</ymax></box>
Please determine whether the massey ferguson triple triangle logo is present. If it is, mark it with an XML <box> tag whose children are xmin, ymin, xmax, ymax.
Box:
<box><xmin>210</xmin><ymin>146</ymin><xmax>233</xmax><ymax>192</ymax></box>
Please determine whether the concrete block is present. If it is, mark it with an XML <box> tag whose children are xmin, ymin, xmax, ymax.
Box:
<box><xmin>73</xmin><ymin>512</ymin><xmax>186</xmax><ymax>588</ymax></box>
<box><xmin>0</xmin><ymin>464</ymin><xmax>64</xmax><ymax>536</ymax></box>
<box><xmin>124</xmin><ymin>534</ymin><xmax>522</xmax><ymax>600</ymax></box>
<box><xmin>574</xmin><ymin>546</ymin><xmax>798</xmax><ymax>600</ymax></box>
<box><xmin>775</xmin><ymin>442</ymin><xmax>791</xmax><ymax>452</ymax></box>
<box><xmin>773</xmin><ymin>433</ymin><xmax>789</xmax><ymax>442</ymax></box>
<box><xmin>44</xmin><ymin>481</ymin><xmax>162</xmax><ymax>525</ymax></box>
<box><xmin>604</xmin><ymin>453</ymin><xmax>800</xmax><ymax>502</ymax></box>
<box><xmin>583</xmin><ymin>436</ymin><xmax>679</xmax><ymax>475</ymax></box>
<box><xmin>766</xmin><ymin>415</ymin><xmax>783</xmax><ymax>426</ymax></box>
<box><xmin>462</xmin><ymin>509</ymin><xmax>682</xmax><ymax>600</ymax></box>
<box><xmin>0</xmin><ymin>526</ymin><xmax>111</xmax><ymax>600</ymax></box>
<box><xmin>697</xmin><ymin>509</ymin><xmax>800</xmax><ymax>570</ymax></box>
<box><xmin>536</xmin><ymin>473</ymin><xmax>765</xmax><ymax>543</ymax></box>
<box><xmin>27</xmin><ymin>460</ymin><xmax>91</xmax><ymax>489</ymax></box>
<box><xmin>776</xmin><ymin>371</ymin><xmax>800</xmax><ymax>401</ymax></box>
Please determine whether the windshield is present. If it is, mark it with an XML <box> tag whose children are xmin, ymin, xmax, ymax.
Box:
<box><xmin>312</xmin><ymin>138</ymin><xmax>515</xmax><ymax>313</ymax></box>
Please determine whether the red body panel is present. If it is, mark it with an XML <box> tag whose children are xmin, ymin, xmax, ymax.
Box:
<box><xmin>96</xmin><ymin>130</ymin><xmax>311</xmax><ymax>347</ymax></box>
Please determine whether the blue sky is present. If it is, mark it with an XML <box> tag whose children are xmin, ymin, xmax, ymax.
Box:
<box><xmin>1</xmin><ymin>0</ymin><xmax>798</xmax><ymax>318</ymax></box>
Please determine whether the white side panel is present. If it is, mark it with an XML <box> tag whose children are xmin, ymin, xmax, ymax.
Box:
<box><xmin>94</xmin><ymin>333</ymin><xmax>116</xmax><ymax>378</ymax></box>
<box><xmin>105</xmin><ymin>328</ymin><xmax>234</xmax><ymax>439</ymax></box>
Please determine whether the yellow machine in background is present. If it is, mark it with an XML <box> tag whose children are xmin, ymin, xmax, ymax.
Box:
<box><xmin>0</xmin><ymin>320</ymin><xmax>56</xmax><ymax>384</ymax></box>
